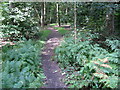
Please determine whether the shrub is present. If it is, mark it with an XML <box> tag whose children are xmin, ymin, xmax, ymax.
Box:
<box><xmin>1</xmin><ymin>2</ymin><xmax>39</xmax><ymax>41</ymax></box>
<box><xmin>55</xmin><ymin>32</ymin><xmax>119</xmax><ymax>89</ymax></box>
<box><xmin>1</xmin><ymin>40</ymin><xmax>45</xmax><ymax>88</ymax></box>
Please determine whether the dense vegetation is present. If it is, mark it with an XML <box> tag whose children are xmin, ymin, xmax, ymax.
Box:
<box><xmin>2</xmin><ymin>40</ymin><xmax>45</xmax><ymax>88</ymax></box>
<box><xmin>0</xmin><ymin>1</ymin><xmax>120</xmax><ymax>89</ymax></box>
<box><xmin>0</xmin><ymin>2</ymin><xmax>47</xmax><ymax>88</ymax></box>
<box><xmin>55</xmin><ymin>31</ymin><xmax>119</xmax><ymax>88</ymax></box>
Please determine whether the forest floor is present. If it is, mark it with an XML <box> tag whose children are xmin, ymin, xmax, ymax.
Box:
<box><xmin>41</xmin><ymin>26</ymin><xmax>67</xmax><ymax>88</ymax></box>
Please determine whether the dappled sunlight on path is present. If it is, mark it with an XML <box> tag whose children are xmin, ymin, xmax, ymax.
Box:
<box><xmin>41</xmin><ymin>27</ymin><xmax>66</xmax><ymax>88</ymax></box>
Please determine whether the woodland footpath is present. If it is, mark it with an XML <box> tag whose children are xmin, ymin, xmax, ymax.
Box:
<box><xmin>0</xmin><ymin>2</ymin><xmax>120</xmax><ymax>89</ymax></box>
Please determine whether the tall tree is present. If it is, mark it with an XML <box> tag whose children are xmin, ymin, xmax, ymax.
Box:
<box><xmin>43</xmin><ymin>2</ymin><xmax>46</xmax><ymax>25</ymax></box>
<box><xmin>34</xmin><ymin>4</ymin><xmax>41</xmax><ymax>23</ymax></box>
<box><xmin>106</xmin><ymin>4</ymin><xmax>115</xmax><ymax>36</ymax></box>
<box><xmin>41</xmin><ymin>2</ymin><xmax>44</xmax><ymax>27</ymax></box>
<box><xmin>56</xmin><ymin>3</ymin><xmax>61</xmax><ymax>26</ymax></box>
<box><xmin>74</xmin><ymin>2</ymin><xmax>77</xmax><ymax>44</ymax></box>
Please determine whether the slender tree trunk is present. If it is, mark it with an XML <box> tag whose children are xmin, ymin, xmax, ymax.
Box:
<box><xmin>44</xmin><ymin>2</ymin><xmax>46</xmax><ymax>25</ymax></box>
<box><xmin>56</xmin><ymin>3</ymin><xmax>61</xmax><ymax>26</ymax></box>
<box><xmin>111</xmin><ymin>9</ymin><xmax>115</xmax><ymax>34</ymax></box>
<box><xmin>106</xmin><ymin>6</ymin><xmax>115</xmax><ymax>36</ymax></box>
<box><xmin>41</xmin><ymin>3</ymin><xmax>44</xmax><ymax>27</ymax></box>
<box><xmin>74</xmin><ymin>2</ymin><xmax>77</xmax><ymax>44</ymax></box>
<box><xmin>50</xmin><ymin>16</ymin><xmax>52</xmax><ymax>23</ymax></box>
<box><xmin>34</xmin><ymin>5</ymin><xmax>41</xmax><ymax>22</ymax></box>
<box><xmin>65</xmin><ymin>7</ymin><xmax>68</xmax><ymax>24</ymax></box>
<box><xmin>66</xmin><ymin>8</ymin><xmax>68</xmax><ymax>15</ymax></box>
<box><xmin>9</xmin><ymin>0</ymin><xmax>14</xmax><ymax>8</ymax></box>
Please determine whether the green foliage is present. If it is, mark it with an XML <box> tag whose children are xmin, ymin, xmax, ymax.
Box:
<box><xmin>1</xmin><ymin>2</ymin><xmax>119</xmax><ymax>88</ymax></box>
<box><xmin>1</xmin><ymin>2</ymin><xmax>119</xmax><ymax>40</ymax></box>
<box><xmin>54</xmin><ymin>27</ymin><xmax>63</xmax><ymax>30</ymax></box>
<box><xmin>49</xmin><ymin>23</ymin><xmax>58</xmax><ymax>27</ymax></box>
<box><xmin>55</xmin><ymin>32</ymin><xmax>119</xmax><ymax>89</ymax></box>
<box><xmin>58</xmin><ymin>29</ymin><xmax>69</xmax><ymax>35</ymax></box>
<box><xmin>105</xmin><ymin>39</ymin><xmax>120</xmax><ymax>51</ymax></box>
<box><xmin>56</xmin><ymin>27</ymin><xmax>69</xmax><ymax>35</ymax></box>
<box><xmin>53</xmin><ymin>27</ymin><xmax>69</xmax><ymax>35</ymax></box>
<box><xmin>37</xmin><ymin>30</ymin><xmax>51</xmax><ymax>40</ymax></box>
<box><xmin>1</xmin><ymin>2</ymin><xmax>39</xmax><ymax>40</ymax></box>
<box><xmin>1</xmin><ymin>40</ymin><xmax>45</xmax><ymax>88</ymax></box>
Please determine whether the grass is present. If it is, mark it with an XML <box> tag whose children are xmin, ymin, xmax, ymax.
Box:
<box><xmin>58</xmin><ymin>29</ymin><xmax>69</xmax><ymax>35</ymax></box>
<box><xmin>39</xmin><ymin>30</ymin><xmax>51</xmax><ymax>40</ymax></box>
<box><xmin>49</xmin><ymin>23</ymin><xmax>58</xmax><ymax>27</ymax></box>
<box><xmin>54</xmin><ymin>27</ymin><xmax>69</xmax><ymax>35</ymax></box>
<box><xmin>54</xmin><ymin>27</ymin><xmax>63</xmax><ymax>30</ymax></box>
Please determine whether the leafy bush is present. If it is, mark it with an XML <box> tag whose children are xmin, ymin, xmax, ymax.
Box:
<box><xmin>55</xmin><ymin>32</ymin><xmax>119</xmax><ymax>89</ymax></box>
<box><xmin>1</xmin><ymin>40</ymin><xmax>45</xmax><ymax>88</ymax></box>
<box><xmin>1</xmin><ymin>2</ymin><xmax>39</xmax><ymax>40</ymax></box>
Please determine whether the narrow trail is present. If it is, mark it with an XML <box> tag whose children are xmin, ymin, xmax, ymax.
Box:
<box><xmin>41</xmin><ymin>27</ymin><xmax>66</xmax><ymax>88</ymax></box>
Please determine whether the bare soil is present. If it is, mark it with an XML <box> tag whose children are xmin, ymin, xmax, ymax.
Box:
<box><xmin>41</xmin><ymin>27</ymin><xmax>67</xmax><ymax>88</ymax></box>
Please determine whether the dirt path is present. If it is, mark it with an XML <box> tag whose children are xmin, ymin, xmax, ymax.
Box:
<box><xmin>41</xmin><ymin>27</ymin><xmax>66</xmax><ymax>88</ymax></box>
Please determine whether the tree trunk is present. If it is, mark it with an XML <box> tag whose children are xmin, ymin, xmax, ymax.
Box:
<box><xmin>74</xmin><ymin>2</ymin><xmax>77</xmax><ymax>44</ymax></box>
<box><xmin>56</xmin><ymin>3</ymin><xmax>61</xmax><ymax>26</ymax></box>
<box><xmin>65</xmin><ymin>7</ymin><xmax>68</xmax><ymax>24</ymax></box>
<box><xmin>106</xmin><ymin>6</ymin><xmax>115</xmax><ymax>36</ymax></box>
<box><xmin>44</xmin><ymin>2</ymin><xmax>46</xmax><ymax>25</ymax></box>
<box><xmin>34</xmin><ymin>5</ymin><xmax>41</xmax><ymax>23</ymax></box>
<box><xmin>41</xmin><ymin>3</ymin><xmax>44</xmax><ymax>27</ymax></box>
<box><xmin>9</xmin><ymin>0</ymin><xmax>14</xmax><ymax>9</ymax></box>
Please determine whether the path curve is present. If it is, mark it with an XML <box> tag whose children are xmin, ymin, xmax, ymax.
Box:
<box><xmin>41</xmin><ymin>27</ymin><xmax>66</xmax><ymax>88</ymax></box>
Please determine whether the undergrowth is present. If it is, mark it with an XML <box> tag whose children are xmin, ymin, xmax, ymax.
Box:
<box><xmin>35</xmin><ymin>30</ymin><xmax>51</xmax><ymax>40</ymax></box>
<box><xmin>54</xmin><ymin>27</ymin><xmax>69</xmax><ymax>35</ymax></box>
<box><xmin>55</xmin><ymin>31</ymin><xmax>119</xmax><ymax>89</ymax></box>
<box><xmin>1</xmin><ymin>40</ymin><xmax>46</xmax><ymax>88</ymax></box>
<box><xmin>58</xmin><ymin>29</ymin><xmax>69</xmax><ymax>35</ymax></box>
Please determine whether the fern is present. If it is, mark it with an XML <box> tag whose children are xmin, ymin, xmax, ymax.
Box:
<box><xmin>55</xmin><ymin>32</ymin><xmax>119</xmax><ymax>89</ymax></box>
<box><xmin>2</xmin><ymin>40</ymin><xmax>45</xmax><ymax>88</ymax></box>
